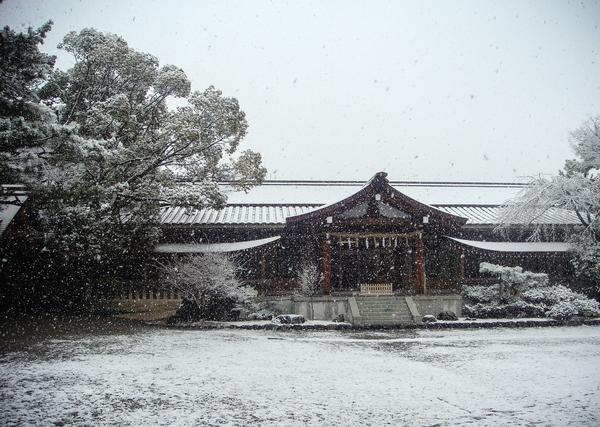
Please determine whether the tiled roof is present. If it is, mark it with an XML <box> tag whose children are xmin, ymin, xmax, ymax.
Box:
<box><xmin>160</xmin><ymin>204</ymin><xmax>321</xmax><ymax>226</ymax></box>
<box><xmin>0</xmin><ymin>186</ymin><xmax>28</xmax><ymax>237</ymax></box>
<box><xmin>434</xmin><ymin>205</ymin><xmax>581</xmax><ymax>225</ymax></box>
<box><xmin>160</xmin><ymin>204</ymin><xmax>581</xmax><ymax>226</ymax></box>
<box><xmin>160</xmin><ymin>178</ymin><xmax>582</xmax><ymax>227</ymax></box>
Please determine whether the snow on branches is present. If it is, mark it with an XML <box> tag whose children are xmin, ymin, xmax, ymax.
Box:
<box><xmin>1</xmin><ymin>24</ymin><xmax>267</xmax><ymax>293</ymax></box>
<box><xmin>497</xmin><ymin>115</ymin><xmax>600</xmax><ymax>296</ymax></box>
<box><xmin>159</xmin><ymin>253</ymin><xmax>258</xmax><ymax>320</ymax></box>
<box><xmin>463</xmin><ymin>263</ymin><xmax>600</xmax><ymax>319</ymax></box>
<box><xmin>297</xmin><ymin>261</ymin><xmax>322</xmax><ymax>296</ymax></box>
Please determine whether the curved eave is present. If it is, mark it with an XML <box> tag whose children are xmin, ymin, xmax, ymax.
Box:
<box><xmin>447</xmin><ymin>237</ymin><xmax>573</xmax><ymax>253</ymax></box>
<box><xmin>154</xmin><ymin>236</ymin><xmax>281</xmax><ymax>254</ymax></box>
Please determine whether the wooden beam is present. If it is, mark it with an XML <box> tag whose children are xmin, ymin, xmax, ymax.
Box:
<box><xmin>330</xmin><ymin>231</ymin><xmax>419</xmax><ymax>239</ymax></box>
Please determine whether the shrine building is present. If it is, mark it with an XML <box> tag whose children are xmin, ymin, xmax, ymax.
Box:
<box><xmin>147</xmin><ymin>172</ymin><xmax>579</xmax><ymax>324</ymax></box>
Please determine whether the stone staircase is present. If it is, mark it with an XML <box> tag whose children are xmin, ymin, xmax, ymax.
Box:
<box><xmin>353</xmin><ymin>296</ymin><xmax>417</xmax><ymax>326</ymax></box>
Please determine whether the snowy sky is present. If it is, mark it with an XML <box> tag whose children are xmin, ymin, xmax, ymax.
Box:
<box><xmin>2</xmin><ymin>0</ymin><xmax>599</xmax><ymax>182</ymax></box>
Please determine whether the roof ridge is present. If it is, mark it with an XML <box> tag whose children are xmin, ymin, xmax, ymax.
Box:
<box><xmin>432</xmin><ymin>203</ymin><xmax>502</xmax><ymax>207</ymax></box>
<box><xmin>175</xmin><ymin>178</ymin><xmax>529</xmax><ymax>187</ymax></box>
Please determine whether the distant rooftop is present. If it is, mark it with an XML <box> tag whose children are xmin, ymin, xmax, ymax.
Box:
<box><xmin>215</xmin><ymin>178</ymin><xmax>529</xmax><ymax>205</ymax></box>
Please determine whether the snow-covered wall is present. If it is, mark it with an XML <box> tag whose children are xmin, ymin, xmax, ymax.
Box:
<box><xmin>412</xmin><ymin>295</ymin><xmax>463</xmax><ymax>317</ymax></box>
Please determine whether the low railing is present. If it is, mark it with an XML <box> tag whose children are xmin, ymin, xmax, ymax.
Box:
<box><xmin>360</xmin><ymin>283</ymin><xmax>393</xmax><ymax>295</ymax></box>
<box><xmin>112</xmin><ymin>289</ymin><xmax>180</xmax><ymax>300</ymax></box>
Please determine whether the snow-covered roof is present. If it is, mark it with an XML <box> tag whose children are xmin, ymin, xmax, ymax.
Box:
<box><xmin>160</xmin><ymin>179</ymin><xmax>582</xmax><ymax>227</ymax></box>
<box><xmin>435</xmin><ymin>205</ymin><xmax>580</xmax><ymax>225</ymax></box>
<box><xmin>160</xmin><ymin>205</ymin><xmax>319</xmax><ymax>226</ymax></box>
<box><xmin>154</xmin><ymin>236</ymin><xmax>281</xmax><ymax>253</ymax></box>
<box><xmin>0</xmin><ymin>190</ymin><xmax>28</xmax><ymax>237</ymax></box>
<box><xmin>160</xmin><ymin>204</ymin><xmax>581</xmax><ymax>226</ymax></box>
<box><xmin>447</xmin><ymin>237</ymin><xmax>573</xmax><ymax>252</ymax></box>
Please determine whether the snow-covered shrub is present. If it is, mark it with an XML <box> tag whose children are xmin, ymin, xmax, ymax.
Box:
<box><xmin>521</xmin><ymin>285</ymin><xmax>600</xmax><ymax>318</ymax></box>
<box><xmin>463</xmin><ymin>301</ymin><xmax>545</xmax><ymax>319</ymax></box>
<box><xmin>160</xmin><ymin>253</ymin><xmax>258</xmax><ymax>321</ymax></box>
<box><xmin>462</xmin><ymin>284</ymin><xmax>503</xmax><ymax>304</ymax></box>
<box><xmin>297</xmin><ymin>262</ymin><xmax>322</xmax><ymax>296</ymax></box>
<box><xmin>545</xmin><ymin>301</ymin><xmax>579</xmax><ymax>320</ymax></box>
<box><xmin>463</xmin><ymin>263</ymin><xmax>600</xmax><ymax>319</ymax></box>
<box><xmin>480</xmin><ymin>262</ymin><xmax>548</xmax><ymax>295</ymax></box>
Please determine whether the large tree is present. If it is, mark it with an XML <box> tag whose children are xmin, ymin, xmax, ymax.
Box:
<box><xmin>499</xmin><ymin>116</ymin><xmax>600</xmax><ymax>297</ymax></box>
<box><xmin>0</xmin><ymin>21</ymin><xmax>58</xmax><ymax>189</ymax></box>
<box><xmin>1</xmin><ymin>24</ymin><xmax>266</xmax><ymax>308</ymax></box>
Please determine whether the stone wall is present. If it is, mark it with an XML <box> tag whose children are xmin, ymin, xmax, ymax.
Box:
<box><xmin>263</xmin><ymin>296</ymin><xmax>355</xmax><ymax>322</ymax></box>
<box><xmin>412</xmin><ymin>295</ymin><xmax>463</xmax><ymax>317</ymax></box>
<box><xmin>264</xmin><ymin>294</ymin><xmax>463</xmax><ymax>323</ymax></box>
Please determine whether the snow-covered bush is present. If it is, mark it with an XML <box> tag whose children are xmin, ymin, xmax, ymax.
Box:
<box><xmin>463</xmin><ymin>284</ymin><xmax>503</xmax><ymax>304</ymax></box>
<box><xmin>463</xmin><ymin>301</ymin><xmax>546</xmax><ymax>319</ymax></box>
<box><xmin>463</xmin><ymin>263</ymin><xmax>600</xmax><ymax>319</ymax></box>
<box><xmin>521</xmin><ymin>285</ymin><xmax>600</xmax><ymax>318</ymax></box>
<box><xmin>545</xmin><ymin>301</ymin><xmax>579</xmax><ymax>320</ymax></box>
<box><xmin>297</xmin><ymin>261</ymin><xmax>322</xmax><ymax>296</ymax></box>
<box><xmin>160</xmin><ymin>253</ymin><xmax>258</xmax><ymax>321</ymax></box>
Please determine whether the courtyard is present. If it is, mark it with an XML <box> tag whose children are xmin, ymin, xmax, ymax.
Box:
<box><xmin>1</xmin><ymin>319</ymin><xmax>599</xmax><ymax>426</ymax></box>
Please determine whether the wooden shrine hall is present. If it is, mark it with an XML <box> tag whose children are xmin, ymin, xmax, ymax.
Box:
<box><xmin>156</xmin><ymin>172</ymin><xmax>579</xmax><ymax>298</ymax></box>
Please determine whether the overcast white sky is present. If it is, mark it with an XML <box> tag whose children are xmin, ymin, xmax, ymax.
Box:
<box><xmin>2</xmin><ymin>0</ymin><xmax>599</xmax><ymax>182</ymax></box>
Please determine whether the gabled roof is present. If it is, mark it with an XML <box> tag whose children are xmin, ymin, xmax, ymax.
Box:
<box><xmin>159</xmin><ymin>175</ymin><xmax>581</xmax><ymax>227</ymax></box>
<box><xmin>286</xmin><ymin>172</ymin><xmax>467</xmax><ymax>227</ymax></box>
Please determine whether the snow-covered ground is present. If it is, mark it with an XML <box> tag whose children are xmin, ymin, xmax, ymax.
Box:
<box><xmin>1</xmin><ymin>318</ymin><xmax>599</xmax><ymax>426</ymax></box>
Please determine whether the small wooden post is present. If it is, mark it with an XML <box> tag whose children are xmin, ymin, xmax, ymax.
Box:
<box><xmin>415</xmin><ymin>232</ymin><xmax>426</xmax><ymax>294</ymax></box>
<box><xmin>323</xmin><ymin>237</ymin><xmax>332</xmax><ymax>295</ymax></box>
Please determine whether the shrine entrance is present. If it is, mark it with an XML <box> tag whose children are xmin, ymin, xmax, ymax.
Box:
<box><xmin>285</xmin><ymin>172</ymin><xmax>467</xmax><ymax>296</ymax></box>
<box><xmin>329</xmin><ymin>232</ymin><xmax>423</xmax><ymax>295</ymax></box>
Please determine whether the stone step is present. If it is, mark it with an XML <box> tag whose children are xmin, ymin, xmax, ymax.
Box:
<box><xmin>361</xmin><ymin>314</ymin><xmax>412</xmax><ymax>318</ymax></box>
<box><xmin>358</xmin><ymin>310</ymin><xmax>408</xmax><ymax>313</ymax></box>
<box><xmin>359</xmin><ymin>306</ymin><xmax>410</xmax><ymax>311</ymax></box>
<box><xmin>361</xmin><ymin>312</ymin><xmax>411</xmax><ymax>316</ymax></box>
<box><xmin>361</xmin><ymin>313</ymin><xmax>412</xmax><ymax>318</ymax></box>
<box><xmin>360</xmin><ymin>320</ymin><xmax>414</xmax><ymax>325</ymax></box>
<box><xmin>357</xmin><ymin>302</ymin><xmax>407</xmax><ymax>306</ymax></box>
<box><xmin>355</xmin><ymin>296</ymin><xmax>415</xmax><ymax>325</ymax></box>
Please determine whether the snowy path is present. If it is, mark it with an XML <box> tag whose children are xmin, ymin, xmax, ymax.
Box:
<box><xmin>1</xmin><ymin>319</ymin><xmax>599</xmax><ymax>426</ymax></box>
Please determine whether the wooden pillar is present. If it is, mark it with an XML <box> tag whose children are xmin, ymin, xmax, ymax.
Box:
<box><xmin>458</xmin><ymin>247</ymin><xmax>465</xmax><ymax>279</ymax></box>
<box><xmin>415</xmin><ymin>232</ymin><xmax>426</xmax><ymax>294</ymax></box>
<box><xmin>259</xmin><ymin>253</ymin><xmax>267</xmax><ymax>280</ymax></box>
<box><xmin>322</xmin><ymin>237</ymin><xmax>332</xmax><ymax>295</ymax></box>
